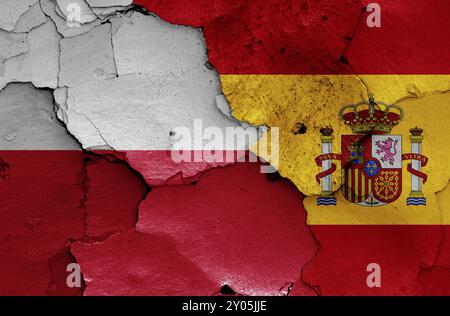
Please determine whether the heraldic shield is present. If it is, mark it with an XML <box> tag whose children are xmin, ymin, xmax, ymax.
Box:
<box><xmin>315</xmin><ymin>94</ymin><xmax>428</xmax><ymax>207</ymax></box>
<box><xmin>341</xmin><ymin>134</ymin><xmax>402</xmax><ymax>206</ymax></box>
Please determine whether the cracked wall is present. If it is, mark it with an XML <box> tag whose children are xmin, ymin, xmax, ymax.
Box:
<box><xmin>1</xmin><ymin>0</ymin><xmax>450</xmax><ymax>296</ymax></box>
<box><xmin>136</xmin><ymin>0</ymin><xmax>450</xmax><ymax>296</ymax></box>
<box><xmin>73</xmin><ymin>161</ymin><xmax>316</xmax><ymax>296</ymax></box>
<box><xmin>0</xmin><ymin>0</ymin><xmax>315</xmax><ymax>296</ymax></box>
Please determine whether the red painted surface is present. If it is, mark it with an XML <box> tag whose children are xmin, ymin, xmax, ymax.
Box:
<box><xmin>302</xmin><ymin>225</ymin><xmax>449</xmax><ymax>295</ymax></box>
<box><xmin>0</xmin><ymin>151</ymin><xmax>85</xmax><ymax>295</ymax></box>
<box><xmin>437</xmin><ymin>227</ymin><xmax>450</xmax><ymax>267</ymax></box>
<box><xmin>0</xmin><ymin>151</ymin><xmax>146</xmax><ymax>295</ymax></box>
<box><xmin>419</xmin><ymin>266</ymin><xmax>450</xmax><ymax>296</ymax></box>
<box><xmin>48</xmin><ymin>246</ymin><xmax>84</xmax><ymax>296</ymax></box>
<box><xmin>74</xmin><ymin>160</ymin><xmax>317</xmax><ymax>296</ymax></box>
<box><xmin>122</xmin><ymin>150</ymin><xmax>234</xmax><ymax>186</ymax></box>
<box><xmin>0</xmin><ymin>151</ymin><xmax>316</xmax><ymax>295</ymax></box>
<box><xmin>134</xmin><ymin>0</ymin><xmax>450</xmax><ymax>74</ymax></box>
<box><xmin>1</xmin><ymin>150</ymin><xmax>449</xmax><ymax>295</ymax></box>
<box><xmin>1</xmin><ymin>0</ymin><xmax>448</xmax><ymax>297</ymax></box>
<box><xmin>85</xmin><ymin>155</ymin><xmax>147</xmax><ymax>238</ymax></box>
<box><xmin>72</xmin><ymin>230</ymin><xmax>219</xmax><ymax>296</ymax></box>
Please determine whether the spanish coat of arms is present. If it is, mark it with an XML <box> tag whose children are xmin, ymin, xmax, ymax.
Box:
<box><xmin>315</xmin><ymin>95</ymin><xmax>429</xmax><ymax>207</ymax></box>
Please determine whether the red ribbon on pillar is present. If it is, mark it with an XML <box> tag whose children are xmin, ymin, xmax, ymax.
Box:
<box><xmin>402</xmin><ymin>153</ymin><xmax>429</xmax><ymax>183</ymax></box>
<box><xmin>315</xmin><ymin>154</ymin><xmax>342</xmax><ymax>183</ymax></box>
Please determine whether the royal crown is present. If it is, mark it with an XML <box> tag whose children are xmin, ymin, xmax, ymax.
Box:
<box><xmin>338</xmin><ymin>94</ymin><xmax>404</xmax><ymax>134</ymax></box>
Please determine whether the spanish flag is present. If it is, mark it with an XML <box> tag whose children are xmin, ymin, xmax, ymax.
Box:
<box><xmin>135</xmin><ymin>0</ymin><xmax>450</xmax><ymax>295</ymax></box>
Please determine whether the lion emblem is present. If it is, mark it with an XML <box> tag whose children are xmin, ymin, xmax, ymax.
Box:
<box><xmin>375</xmin><ymin>137</ymin><xmax>398</xmax><ymax>166</ymax></box>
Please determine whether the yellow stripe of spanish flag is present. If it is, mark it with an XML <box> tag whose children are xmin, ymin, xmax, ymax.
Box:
<box><xmin>221</xmin><ymin>75</ymin><xmax>450</xmax><ymax>225</ymax></box>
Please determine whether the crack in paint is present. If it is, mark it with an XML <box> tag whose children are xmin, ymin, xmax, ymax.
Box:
<box><xmin>3</xmin><ymin>0</ymin><xmax>450</xmax><ymax>296</ymax></box>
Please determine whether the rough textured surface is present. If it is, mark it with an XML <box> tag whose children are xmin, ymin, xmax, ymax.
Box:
<box><xmin>66</xmin><ymin>71</ymin><xmax>230</xmax><ymax>149</ymax></box>
<box><xmin>87</xmin><ymin>0</ymin><xmax>132</xmax><ymax>7</ymax></box>
<box><xmin>135</xmin><ymin>0</ymin><xmax>450</xmax><ymax>296</ymax></box>
<box><xmin>302</xmin><ymin>93</ymin><xmax>450</xmax><ymax>225</ymax></box>
<box><xmin>56</xmin><ymin>0</ymin><xmax>97</xmax><ymax>24</ymax></box>
<box><xmin>0</xmin><ymin>84</ymin><xmax>84</xmax><ymax>295</ymax></box>
<box><xmin>1</xmin><ymin>2</ymin><xmax>284</xmax><ymax>296</ymax></box>
<box><xmin>85</xmin><ymin>155</ymin><xmax>147</xmax><ymax>237</ymax></box>
<box><xmin>0</xmin><ymin>84</ymin><xmax>79</xmax><ymax>149</ymax></box>
<box><xmin>91</xmin><ymin>6</ymin><xmax>131</xmax><ymax>18</ymax></box>
<box><xmin>63</xmin><ymin>11</ymin><xmax>248</xmax><ymax>184</ymax></box>
<box><xmin>0</xmin><ymin>81</ymin><xmax>148</xmax><ymax>295</ymax></box>
<box><xmin>136</xmin><ymin>0</ymin><xmax>450</xmax><ymax>74</ymax></box>
<box><xmin>223</xmin><ymin>75</ymin><xmax>367</xmax><ymax>195</ymax></box>
<box><xmin>73</xmin><ymin>230</ymin><xmax>219</xmax><ymax>296</ymax></box>
<box><xmin>53</xmin><ymin>87</ymin><xmax>68</xmax><ymax>122</ymax></box>
<box><xmin>1</xmin><ymin>0</ymin><xmax>450</xmax><ymax>297</ymax></box>
<box><xmin>48</xmin><ymin>246</ymin><xmax>84</xmax><ymax>296</ymax></box>
<box><xmin>112</xmin><ymin>13</ymin><xmax>207</xmax><ymax>77</ymax></box>
<box><xmin>134</xmin><ymin>0</ymin><xmax>359</xmax><ymax>74</ymax></box>
<box><xmin>73</xmin><ymin>161</ymin><xmax>317</xmax><ymax>296</ymax></box>
<box><xmin>302</xmin><ymin>226</ymin><xmax>443</xmax><ymax>295</ymax></box>
<box><xmin>40</xmin><ymin>0</ymin><xmax>102</xmax><ymax>38</ymax></box>
<box><xmin>13</xmin><ymin>2</ymin><xmax>47</xmax><ymax>33</ymax></box>
<box><xmin>0</xmin><ymin>31</ymin><xmax>28</xmax><ymax>61</ymax></box>
<box><xmin>1</xmin><ymin>20</ymin><xmax>60</xmax><ymax>90</ymax></box>
<box><xmin>0</xmin><ymin>0</ymin><xmax>38</xmax><ymax>32</ymax></box>
<box><xmin>59</xmin><ymin>23</ymin><xmax>117</xmax><ymax>87</ymax></box>
<box><xmin>0</xmin><ymin>150</ymin><xmax>85</xmax><ymax>295</ymax></box>
<box><xmin>229</xmin><ymin>75</ymin><xmax>449</xmax><ymax>200</ymax></box>
<box><xmin>24</xmin><ymin>20</ymin><xmax>60</xmax><ymax>88</ymax></box>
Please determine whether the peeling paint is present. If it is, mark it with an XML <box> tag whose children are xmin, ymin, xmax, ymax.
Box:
<box><xmin>0</xmin><ymin>20</ymin><xmax>61</xmax><ymax>90</ymax></box>
<box><xmin>73</xmin><ymin>161</ymin><xmax>317</xmax><ymax>296</ymax></box>
<box><xmin>55</xmin><ymin>0</ymin><xmax>97</xmax><ymax>25</ymax></box>
<box><xmin>62</xmin><ymin>11</ymin><xmax>244</xmax><ymax>184</ymax></box>
<box><xmin>40</xmin><ymin>0</ymin><xmax>102</xmax><ymax>38</ymax></box>
<box><xmin>1</xmin><ymin>0</ymin><xmax>450</xmax><ymax>297</ymax></box>
<box><xmin>0</xmin><ymin>0</ymin><xmax>39</xmax><ymax>32</ymax></box>
<box><xmin>59</xmin><ymin>23</ymin><xmax>117</xmax><ymax>87</ymax></box>
<box><xmin>13</xmin><ymin>2</ymin><xmax>48</xmax><ymax>33</ymax></box>
<box><xmin>134</xmin><ymin>0</ymin><xmax>450</xmax><ymax>296</ymax></box>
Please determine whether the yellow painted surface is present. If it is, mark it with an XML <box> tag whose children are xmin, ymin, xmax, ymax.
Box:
<box><xmin>221</xmin><ymin>75</ymin><xmax>450</xmax><ymax>224</ymax></box>
<box><xmin>360</xmin><ymin>75</ymin><xmax>450</xmax><ymax>104</ymax></box>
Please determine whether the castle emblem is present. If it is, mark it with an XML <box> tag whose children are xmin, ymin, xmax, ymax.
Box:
<box><xmin>315</xmin><ymin>95</ymin><xmax>428</xmax><ymax>207</ymax></box>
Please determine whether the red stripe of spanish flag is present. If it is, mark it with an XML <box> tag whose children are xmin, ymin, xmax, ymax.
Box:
<box><xmin>135</xmin><ymin>0</ymin><xmax>450</xmax><ymax>295</ymax></box>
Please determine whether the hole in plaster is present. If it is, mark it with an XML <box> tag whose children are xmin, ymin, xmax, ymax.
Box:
<box><xmin>293</xmin><ymin>123</ymin><xmax>307</xmax><ymax>135</ymax></box>
<box><xmin>220</xmin><ymin>284</ymin><xmax>237</xmax><ymax>295</ymax></box>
